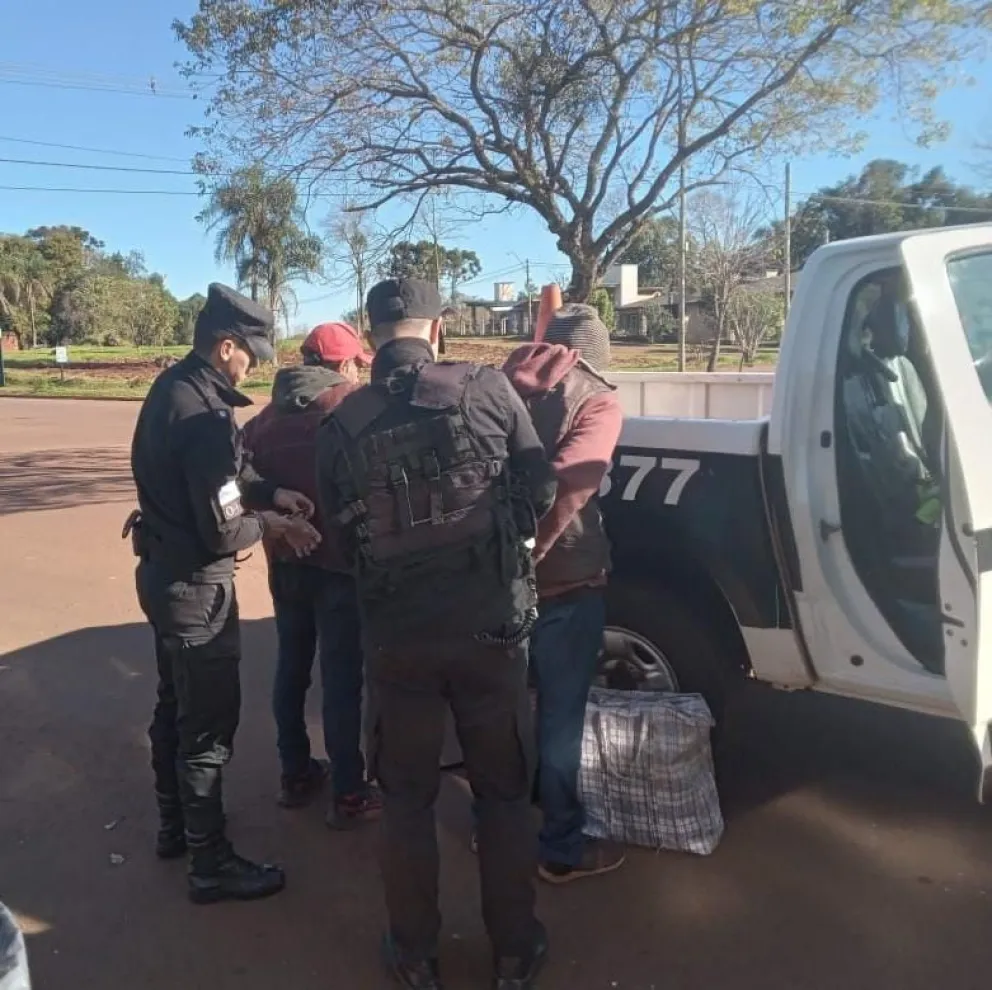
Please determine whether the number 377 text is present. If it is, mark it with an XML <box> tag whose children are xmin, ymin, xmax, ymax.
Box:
<box><xmin>600</xmin><ymin>455</ymin><xmax>701</xmax><ymax>505</ymax></box>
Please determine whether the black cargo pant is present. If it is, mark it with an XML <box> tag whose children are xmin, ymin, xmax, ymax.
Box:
<box><xmin>136</xmin><ymin>560</ymin><xmax>240</xmax><ymax>858</ymax></box>
<box><xmin>366</xmin><ymin>636</ymin><xmax>539</xmax><ymax>962</ymax></box>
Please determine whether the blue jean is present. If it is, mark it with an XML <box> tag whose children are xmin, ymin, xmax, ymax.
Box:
<box><xmin>270</xmin><ymin>562</ymin><xmax>366</xmax><ymax>798</ymax></box>
<box><xmin>470</xmin><ymin>589</ymin><xmax>605</xmax><ymax>867</ymax></box>
<box><xmin>531</xmin><ymin>589</ymin><xmax>606</xmax><ymax>867</ymax></box>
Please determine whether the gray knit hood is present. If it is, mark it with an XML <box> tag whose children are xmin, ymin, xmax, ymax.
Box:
<box><xmin>542</xmin><ymin>303</ymin><xmax>611</xmax><ymax>371</ymax></box>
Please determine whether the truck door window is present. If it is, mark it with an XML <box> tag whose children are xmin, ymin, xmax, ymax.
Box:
<box><xmin>835</xmin><ymin>268</ymin><xmax>945</xmax><ymax>674</ymax></box>
<box><xmin>946</xmin><ymin>251</ymin><xmax>992</xmax><ymax>399</ymax></box>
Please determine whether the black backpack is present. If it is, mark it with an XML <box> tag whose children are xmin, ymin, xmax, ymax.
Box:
<box><xmin>328</xmin><ymin>360</ymin><xmax>536</xmax><ymax>644</ymax></box>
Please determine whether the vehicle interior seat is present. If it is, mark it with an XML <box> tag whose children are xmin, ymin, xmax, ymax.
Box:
<box><xmin>836</xmin><ymin>279</ymin><xmax>945</xmax><ymax>674</ymax></box>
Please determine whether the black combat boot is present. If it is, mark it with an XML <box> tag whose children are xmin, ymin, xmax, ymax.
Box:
<box><xmin>492</xmin><ymin>922</ymin><xmax>548</xmax><ymax>990</ymax></box>
<box><xmin>381</xmin><ymin>933</ymin><xmax>444</xmax><ymax>990</ymax></box>
<box><xmin>188</xmin><ymin>841</ymin><xmax>286</xmax><ymax>905</ymax></box>
<box><xmin>155</xmin><ymin>791</ymin><xmax>187</xmax><ymax>860</ymax></box>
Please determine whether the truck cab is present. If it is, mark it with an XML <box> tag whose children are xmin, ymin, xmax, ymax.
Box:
<box><xmin>599</xmin><ymin>225</ymin><xmax>992</xmax><ymax>799</ymax></box>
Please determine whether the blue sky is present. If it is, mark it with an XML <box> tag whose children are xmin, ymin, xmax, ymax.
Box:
<box><xmin>2</xmin><ymin>0</ymin><xmax>990</xmax><ymax>334</ymax></box>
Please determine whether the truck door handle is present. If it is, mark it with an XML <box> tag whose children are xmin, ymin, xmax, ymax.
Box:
<box><xmin>940</xmin><ymin>612</ymin><xmax>965</xmax><ymax>628</ymax></box>
<box><xmin>819</xmin><ymin>519</ymin><xmax>841</xmax><ymax>541</ymax></box>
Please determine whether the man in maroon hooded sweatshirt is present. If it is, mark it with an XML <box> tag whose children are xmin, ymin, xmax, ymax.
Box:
<box><xmin>243</xmin><ymin>323</ymin><xmax>382</xmax><ymax>828</ymax></box>
<box><xmin>502</xmin><ymin>303</ymin><xmax>625</xmax><ymax>883</ymax></box>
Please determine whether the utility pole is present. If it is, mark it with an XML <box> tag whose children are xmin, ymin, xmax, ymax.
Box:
<box><xmin>677</xmin><ymin>62</ymin><xmax>688</xmax><ymax>373</ymax></box>
<box><xmin>678</xmin><ymin>163</ymin><xmax>687</xmax><ymax>373</ymax></box>
<box><xmin>526</xmin><ymin>258</ymin><xmax>533</xmax><ymax>337</ymax></box>
<box><xmin>784</xmin><ymin>162</ymin><xmax>792</xmax><ymax>319</ymax></box>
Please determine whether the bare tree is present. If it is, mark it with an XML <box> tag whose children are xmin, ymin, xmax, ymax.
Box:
<box><xmin>726</xmin><ymin>289</ymin><xmax>785</xmax><ymax>370</ymax></box>
<box><xmin>326</xmin><ymin>208</ymin><xmax>388</xmax><ymax>334</ymax></box>
<box><xmin>689</xmin><ymin>188</ymin><xmax>770</xmax><ymax>371</ymax></box>
<box><xmin>178</xmin><ymin>0</ymin><xmax>986</xmax><ymax>301</ymax></box>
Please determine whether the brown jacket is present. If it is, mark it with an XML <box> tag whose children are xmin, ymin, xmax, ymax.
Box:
<box><xmin>502</xmin><ymin>343</ymin><xmax>622</xmax><ymax>599</ymax></box>
<box><xmin>242</xmin><ymin>365</ymin><xmax>358</xmax><ymax>571</ymax></box>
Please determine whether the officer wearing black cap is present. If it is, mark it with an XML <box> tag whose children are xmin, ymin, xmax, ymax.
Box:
<box><xmin>315</xmin><ymin>279</ymin><xmax>558</xmax><ymax>989</ymax></box>
<box><xmin>128</xmin><ymin>283</ymin><xmax>321</xmax><ymax>904</ymax></box>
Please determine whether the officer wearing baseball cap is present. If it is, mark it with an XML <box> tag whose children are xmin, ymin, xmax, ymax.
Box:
<box><xmin>128</xmin><ymin>283</ymin><xmax>321</xmax><ymax>904</ymax></box>
<box><xmin>315</xmin><ymin>279</ymin><xmax>558</xmax><ymax>989</ymax></box>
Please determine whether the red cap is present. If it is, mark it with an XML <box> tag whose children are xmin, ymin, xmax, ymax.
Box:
<box><xmin>301</xmin><ymin>322</ymin><xmax>373</xmax><ymax>366</ymax></box>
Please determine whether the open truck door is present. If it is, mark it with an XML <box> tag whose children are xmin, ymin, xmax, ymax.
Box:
<box><xmin>901</xmin><ymin>229</ymin><xmax>992</xmax><ymax>799</ymax></box>
<box><xmin>768</xmin><ymin>224</ymin><xmax>992</xmax><ymax>798</ymax></box>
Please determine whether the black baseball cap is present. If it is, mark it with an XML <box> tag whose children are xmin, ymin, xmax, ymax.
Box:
<box><xmin>194</xmin><ymin>283</ymin><xmax>275</xmax><ymax>364</ymax></box>
<box><xmin>366</xmin><ymin>278</ymin><xmax>444</xmax><ymax>330</ymax></box>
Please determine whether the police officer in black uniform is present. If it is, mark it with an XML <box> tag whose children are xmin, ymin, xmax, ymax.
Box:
<box><xmin>315</xmin><ymin>279</ymin><xmax>558</xmax><ymax>990</ymax></box>
<box><xmin>129</xmin><ymin>283</ymin><xmax>320</xmax><ymax>904</ymax></box>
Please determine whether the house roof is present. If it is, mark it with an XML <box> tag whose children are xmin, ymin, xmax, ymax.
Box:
<box><xmin>617</xmin><ymin>292</ymin><xmax>703</xmax><ymax>310</ymax></box>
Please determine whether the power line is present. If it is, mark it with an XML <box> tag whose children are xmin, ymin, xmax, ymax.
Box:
<box><xmin>0</xmin><ymin>154</ymin><xmax>358</xmax><ymax>195</ymax></box>
<box><xmin>0</xmin><ymin>135</ymin><xmax>190</xmax><ymax>163</ymax></box>
<box><xmin>0</xmin><ymin>155</ymin><xmax>195</xmax><ymax>176</ymax></box>
<box><xmin>0</xmin><ymin>180</ymin><xmax>353</xmax><ymax>199</ymax></box>
<box><xmin>0</xmin><ymin>184</ymin><xmax>199</xmax><ymax>196</ymax></box>
<box><xmin>801</xmin><ymin>192</ymin><xmax>992</xmax><ymax>217</ymax></box>
<box><xmin>0</xmin><ymin>77</ymin><xmax>193</xmax><ymax>100</ymax></box>
<box><xmin>0</xmin><ymin>62</ymin><xmax>193</xmax><ymax>99</ymax></box>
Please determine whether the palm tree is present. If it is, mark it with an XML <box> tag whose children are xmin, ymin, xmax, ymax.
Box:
<box><xmin>198</xmin><ymin>166</ymin><xmax>323</xmax><ymax>354</ymax></box>
<box><xmin>0</xmin><ymin>239</ymin><xmax>52</xmax><ymax>347</ymax></box>
<box><xmin>19</xmin><ymin>252</ymin><xmax>52</xmax><ymax>348</ymax></box>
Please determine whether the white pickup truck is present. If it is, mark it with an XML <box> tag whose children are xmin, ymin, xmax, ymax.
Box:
<box><xmin>597</xmin><ymin>225</ymin><xmax>992</xmax><ymax>800</ymax></box>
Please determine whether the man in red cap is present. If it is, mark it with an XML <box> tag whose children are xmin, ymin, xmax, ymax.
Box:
<box><xmin>243</xmin><ymin>322</ymin><xmax>382</xmax><ymax>827</ymax></box>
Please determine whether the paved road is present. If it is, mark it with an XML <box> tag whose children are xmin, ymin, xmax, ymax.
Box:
<box><xmin>2</xmin><ymin>397</ymin><xmax>991</xmax><ymax>990</ymax></box>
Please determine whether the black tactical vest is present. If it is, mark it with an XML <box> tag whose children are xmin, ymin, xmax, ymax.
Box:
<box><xmin>329</xmin><ymin>360</ymin><xmax>536</xmax><ymax>644</ymax></box>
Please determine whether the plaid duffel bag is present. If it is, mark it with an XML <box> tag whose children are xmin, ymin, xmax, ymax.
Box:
<box><xmin>578</xmin><ymin>687</ymin><xmax>724</xmax><ymax>855</ymax></box>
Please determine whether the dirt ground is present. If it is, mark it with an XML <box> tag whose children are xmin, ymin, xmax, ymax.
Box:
<box><xmin>2</xmin><ymin>396</ymin><xmax>992</xmax><ymax>990</ymax></box>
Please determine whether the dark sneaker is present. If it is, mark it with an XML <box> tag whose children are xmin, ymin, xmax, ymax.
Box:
<box><xmin>493</xmin><ymin>922</ymin><xmax>549</xmax><ymax>990</ymax></box>
<box><xmin>382</xmin><ymin>933</ymin><xmax>444</xmax><ymax>990</ymax></box>
<box><xmin>325</xmin><ymin>786</ymin><xmax>384</xmax><ymax>830</ymax></box>
<box><xmin>538</xmin><ymin>841</ymin><xmax>625</xmax><ymax>885</ymax></box>
<box><xmin>277</xmin><ymin>758</ymin><xmax>330</xmax><ymax>809</ymax></box>
<box><xmin>155</xmin><ymin>825</ymin><xmax>187</xmax><ymax>860</ymax></box>
<box><xmin>188</xmin><ymin>851</ymin><xmax>286</xmax><ymax>905</ymax></box>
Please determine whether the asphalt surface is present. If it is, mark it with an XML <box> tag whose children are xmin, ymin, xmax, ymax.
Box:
<box><xmin>1</xmin><ymin>396</ymin><xmax>991</xmax><ymax>990</ymax></box>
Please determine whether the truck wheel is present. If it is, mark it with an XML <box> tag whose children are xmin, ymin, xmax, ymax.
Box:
<box><xmin>601</xmin><ymin>579</ymin><xmax>741</xmax><ymax>730</ymax></box>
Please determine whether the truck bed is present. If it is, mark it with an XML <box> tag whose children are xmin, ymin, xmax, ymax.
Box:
<box><xmin>607</xmin><ymin>370</ymin><xmax>775</xmax><ymax>420</ymax></box>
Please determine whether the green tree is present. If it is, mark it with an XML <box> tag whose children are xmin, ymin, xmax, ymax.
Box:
<box><xmin>383</xmin><ymin>241</ymin><xmax>480</xmax><ymax>303</ymax></box>
<box><xmin>17</xmin><ymin>249</ymin><xmax>53</xmax><ymax>349</ymax></box>
<box><xmin>621</xmin><ymin>218</ymin><xmax>683</xmax><ymax>289</ymax></box>
<box><xmin>762</xmin><ymin>160</ymin><xmax>992</xmax><ymax>268</ymax></box>
<box><xmin>179</xmin><ymin>0</ymin><xmax>987</xmax><ymax>302</ymax></box>
<box><xmin>383</xmin><ymin>240</ymin><xmax>444</xmax><ymax>283</ymax></box>
<box><xmin>49</xmin><ymin>272</ymin><xmax>180</xmax><ymax>347</ymax></box>
<box><xmin>199</xmin><ymin>165</ymin><xmax>323</xmax><ymax>343</ymax></box>
<box><xmin>589</xmin><ymin>288</ymin><xmax>616</xmax><ymax>333</ymax></box>
<box><xmin>0</xmin><ymin>236</ymin><xmax>53</xmax><ymax>347</ymax></box>
<box><xmin>175</xmin><ymin>293</ymin><xmax>207</xmax><ymax>345</ymax></box>
<box><xmin>642</xmin><ymin>299</ymin><xmax>678</xmax><ymax>344</ymax></box>
<box><xmin>444</xmin><ymin>248</ymin><xmax>481</xmax><ymax>304</ymax></box>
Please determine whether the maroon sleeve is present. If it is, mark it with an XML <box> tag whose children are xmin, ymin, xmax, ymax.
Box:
<box><xmin>533</xmin><ymin>390</ymin><xmax>623</xmax><ymax>562</ymax></box>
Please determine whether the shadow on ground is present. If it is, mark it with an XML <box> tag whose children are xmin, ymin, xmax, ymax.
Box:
<box><xmin>3</xmin><ymin>619</ymin><xmax>992</xmax><ymax>990</ymax></box>
<box><xmin>0</xmin><ymin>446</ymin><xmax>133</xmax><ymax>515</ymax></box>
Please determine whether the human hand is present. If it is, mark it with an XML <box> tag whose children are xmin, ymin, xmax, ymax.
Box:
<box><xmin>262</xmin><ymin>512</ymin><xmax>322</xmax><ymax>557</ymax></box>
<box><xmin>273</xmin><ymin>487</ymin><xmax>314</xmax><ymax>519</ymax></box>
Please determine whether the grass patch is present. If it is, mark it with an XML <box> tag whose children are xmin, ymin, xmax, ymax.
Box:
<box><xmin>0</xmin><ymin>340</ymin><xmax>776</xmax><ymax>402</ymax></box>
